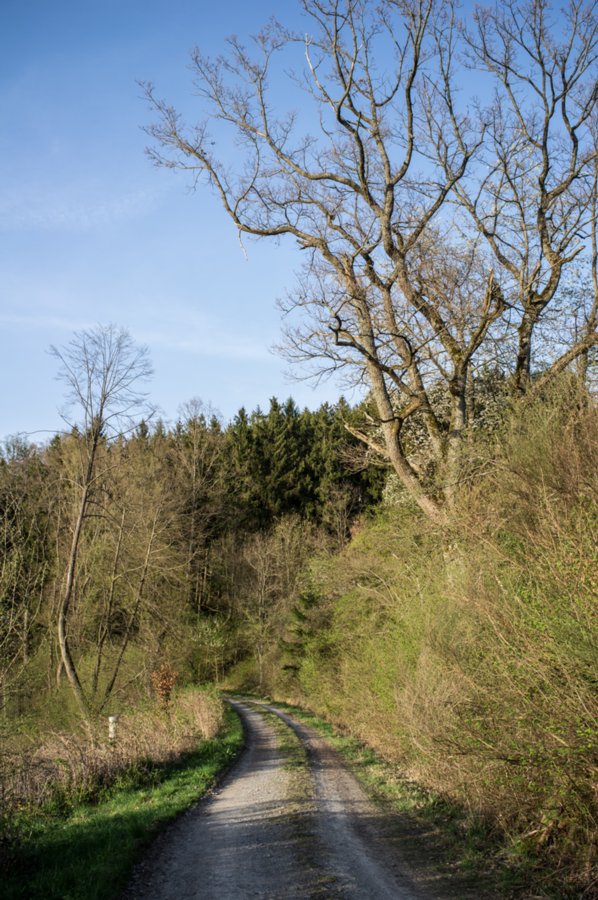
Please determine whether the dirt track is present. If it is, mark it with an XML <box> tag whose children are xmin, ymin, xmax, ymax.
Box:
<box><xmin>122</xmin><ymin>701</ymin><xmax>480</xmax><ymax>899</ymax></box>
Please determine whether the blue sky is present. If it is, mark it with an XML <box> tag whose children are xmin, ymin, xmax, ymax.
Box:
<box><xmin>0</xmin><ymin>0</ymin><xmax>345</xmax><ymax>441</ymax></box>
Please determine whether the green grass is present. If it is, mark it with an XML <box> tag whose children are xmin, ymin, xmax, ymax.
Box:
<box><xmin>262</xmin><ymin>699</ymin><xmax>568</xmax><ymax>899</ymax></box>
<box><xmin>4</xmin><ymin>706</ymin><xmax>244</xmax><ymax>900</ymax></box>
<box><xmin>259</xmin><ymin>708</ymin><xmax>310</xmax><ymax>774</ymax></box>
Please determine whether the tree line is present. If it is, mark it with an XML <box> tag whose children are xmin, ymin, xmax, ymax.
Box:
<box><xmin>1</xmin><ymin>324</ymin><xmax>595</xmax><ymax>893</ymax></box>
<box><xmin>0</xmin><ymin>326</ymin><xmax>383</xmax><ymax>721</ymax></box>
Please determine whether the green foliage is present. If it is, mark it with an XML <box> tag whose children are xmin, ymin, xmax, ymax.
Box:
<box><xmin>3</xmin><ymin>378</ymin><xmax>596</xmax><ymax>896</ymax></box>
<box><xmin>0</xmin><ymin>440</ymin><xmax>52</xmax><ymax>709</ymax></box>
<box><xmin>278</xmin><ymin>390</ymin><xmax>597</xmax><ymax>896</ymax></box>
<box><xmin>225</xmin><ymin>396</ymin><xmax>384</xmax><ymax>531</ymax></box>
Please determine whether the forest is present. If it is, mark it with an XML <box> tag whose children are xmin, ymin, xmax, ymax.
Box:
<box><xmin>1</xmin><ymin>328</ymin><xmax>596</xmax><ymax>896</ymax></box>
<box><xmin>0</xmin><ymin>348</ymin><xmax>384</xmax><ymax>721</ymax></box>
<box><xmin>2</xmin><ymin>0</ymin><xmax>598</xmax><ymax>896</ymax></box>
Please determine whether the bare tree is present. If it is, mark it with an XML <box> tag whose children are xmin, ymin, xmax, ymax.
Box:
<box><xmin>144</xmin><ymin>0</ymin><xmax>597</xmax><ymax>522</ymax></box>
<box><xmin>448</xmin><ymin>0</ymin><xmax>598</xmax><ymax>392</ymax></box>
<box><xmin>50</xmin><ymin>325</ymin><xmax>153</xmax><ymax>717</ymax></box>
<box><xmin>173</xmin><ymin>399</ymin><xmax>226</xmax><ymax>615</ymax></box>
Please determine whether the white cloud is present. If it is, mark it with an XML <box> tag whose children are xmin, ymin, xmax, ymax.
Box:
<box><xmin>139</xmin><ymin>325</ymin><xmax>273</xmax><ymax>363</ymax></box>
<box><xmin>0</xmin><ymin>183</ymin><xmax>158</xmax><ymax>232</ymax></box>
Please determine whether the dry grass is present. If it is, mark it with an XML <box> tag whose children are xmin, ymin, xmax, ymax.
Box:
<box><xmin>0</xmin><ymin>687</ymin><xmax>224</xmax><ymax>815</ymax></box>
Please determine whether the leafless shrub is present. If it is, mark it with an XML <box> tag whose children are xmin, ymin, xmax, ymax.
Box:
<box><xmin>150</xmin><ymin>662</ymin><xmax>179</xmax><ymax>708</ymax></box>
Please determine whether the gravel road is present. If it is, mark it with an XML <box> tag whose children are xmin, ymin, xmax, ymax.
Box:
<box><xmin>122</xmin><ymin>701</ymin><xmax>473</xmax><ymax>899</ymax></box>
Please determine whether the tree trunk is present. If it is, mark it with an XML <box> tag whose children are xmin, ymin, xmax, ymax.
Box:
<box><xmin>57</xmin><ymin>480</ymin><xmax>92</xmax><ymax>718</ymax></box>
<box><xmin>100</xmin><ymin>514</ymin><xmax>157</xmax><ymax>710</ymax></box>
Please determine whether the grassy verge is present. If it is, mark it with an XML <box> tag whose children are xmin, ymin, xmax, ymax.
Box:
<box><xmin>264</xmin><ymin>699</ymin><xmax>558</xmax><ymax>899</ymax></box>
<box><xmin>255</xmin><ymin>705</ymin><xmax>311</xmax><ymax>787</ymax></box>
<box><xmin>3</xmin><ymin>705</ymin><xmax>243</xmax><ymax>900</ymax></box>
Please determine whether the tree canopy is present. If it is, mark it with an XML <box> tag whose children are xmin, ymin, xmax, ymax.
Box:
<box><xmin>144</xmin><ymin>0</ymin><xmax>598</xmax><ymax>522</ymax></box>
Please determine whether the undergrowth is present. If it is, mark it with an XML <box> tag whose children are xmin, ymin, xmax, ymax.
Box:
<box><xmin>268</xmin><ymin>699</ymin><xmax>572</xmax><ymax>899</ymax></box>
<box><xmin>1</xmin><ymin>697</ymin><xmax>243</xmax><ymax>900</ymax></box>
<box><xmin>240</xmin><ymin>390</ymin><xmax>597</xmax><ymax>898</ymax></box>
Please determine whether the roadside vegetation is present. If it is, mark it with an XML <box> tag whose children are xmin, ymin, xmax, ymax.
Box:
<box><xmin>2</xmin><ymin>357</ymin><xmax>596</xmax><ymax>900</ymax></box>
<box><xmin>266</xmin><ymin>699</ymin><xmax>582</xmax><ymax>900</ymax></box>
<box><xmin>250</xmin><ymin>387</ymin><xmax>597</xmax><ymax>898</ymax></box>
<box><xmin>1</xmin><ymin>1</ymin><xmax>597</xmax><ymax>896</ymax></box>
<box><xmin>1</xmin><ymin>690</ymin><xmax>242</xmax><ymax>900</ymax></box>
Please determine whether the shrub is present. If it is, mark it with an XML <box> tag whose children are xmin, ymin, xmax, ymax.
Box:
<box><xmin>289</xmin><ymin>389</ymin><xmax>597</xmax><ymax>894</ymax></box>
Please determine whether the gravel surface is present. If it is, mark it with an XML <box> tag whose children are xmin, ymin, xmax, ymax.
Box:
<box><xmin>122</xmin><ymin>701</ymin><xmax>473</xmax><ymax>899</ymax></box>
<box><xmin>261</xmin><ymin>704</ymin><xmax>421</xmax><ymax>898</ymax></box>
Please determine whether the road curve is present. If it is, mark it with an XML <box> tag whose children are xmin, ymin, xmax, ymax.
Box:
<box><xmin>122</xmin><ymin>701</ymin><xmax>435</xmax><ymax>899</ymax></box>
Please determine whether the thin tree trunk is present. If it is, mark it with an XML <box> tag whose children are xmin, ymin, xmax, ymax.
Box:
<box><xmin>100</xmin><ymin>514</ymin><xmax>158</xmax><ymax>709</ymax></box>
<box><xmin>91</xmin><ymin>507</ymin><xmax>126</xmax><ymax>698</ymax></box>
<box><xmin>57</xmin><ymin>429</ymin><xmax>101</xmax><ymax>719</ymax></box>
<box><xmin>444</xmin><ymin>373</ymin><xmax>468</xmax><ymax>510</ymax></box>
<box><xmin>58</xmin><ymin>479</ymin><xmax>92</xmax><ymax>718</ymax></box>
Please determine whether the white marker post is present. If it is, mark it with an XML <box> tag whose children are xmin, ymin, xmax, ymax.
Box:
<box><xmin>108</xmin><ymin>715</ymin><xmax>118</xmax><ymax>743</ymax></box>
